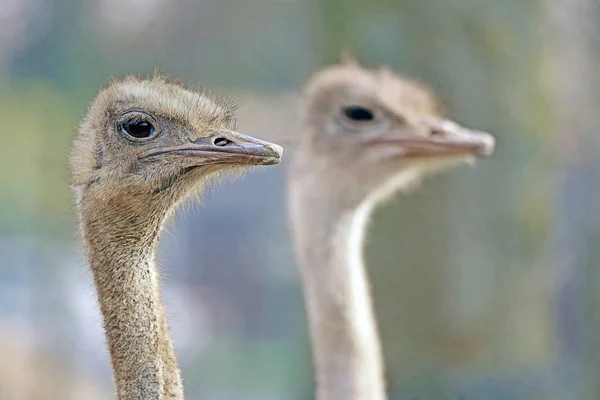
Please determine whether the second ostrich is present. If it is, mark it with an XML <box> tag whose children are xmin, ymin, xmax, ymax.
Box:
<box><xmin>71</xmin><ymin>76</ymin><xmax>283</xmax><ymax>400</ymax></box>
<box><xmin>287</xmin><ymin>63</ymin><xmax>495</xmax><ymax>400</ymax></box>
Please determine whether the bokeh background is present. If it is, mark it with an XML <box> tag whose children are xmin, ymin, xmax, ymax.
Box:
<box><xmin>1</xmin><ymin>0</ymin><xmax>599</xmax><ymax>399</ymax></box>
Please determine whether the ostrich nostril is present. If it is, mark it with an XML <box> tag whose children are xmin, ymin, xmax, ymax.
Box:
<box><xmin>430</xmin><ymin>128</ymin><xmax>445</xmax><ymax>137</ymax></box>
<box><xmin>213</xmin><ymin>137</ymin><xmax>232</xmax><ymax>147</ymax></box>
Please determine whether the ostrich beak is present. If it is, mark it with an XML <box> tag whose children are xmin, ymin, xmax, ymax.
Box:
<box><xmin>364</xmin><ymin>120</ymin><xmax>495</xmax><ymax>158</ymax></box>
<box><xmin>142</xmin><ymin>130</ymin><xmax>284</xmax><ymax>166</ymax></box>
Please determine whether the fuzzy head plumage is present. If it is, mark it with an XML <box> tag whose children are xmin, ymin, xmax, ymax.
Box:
<box><xmin>71</xmin><ymin>75</ymin><xmax>283</xmax><ymax>214</ymax></box>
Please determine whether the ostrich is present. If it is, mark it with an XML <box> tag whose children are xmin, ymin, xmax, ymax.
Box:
<box><xmin>287</xmin><ymin>62</ymin><xmax>495</xmax><ymax>400</ymax></box>
<box><xmin>70</xmin><ymin>75</ymin><xmax>283</xmax><ymax>400</ymax></box>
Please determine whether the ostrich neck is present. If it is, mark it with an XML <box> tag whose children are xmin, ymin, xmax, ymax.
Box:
<box><xmin>288</xmin><ymin>180</ymin><xmax>386</xmax><ymax>400</ymax></box>
<box><xmin>79</xmin><ymin>196</ymin><xmax>183</xmax><ymax>400</ymax></box>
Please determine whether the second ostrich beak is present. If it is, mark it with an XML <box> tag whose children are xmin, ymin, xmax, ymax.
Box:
<box><xmin>364</xmin><ymin>119</ymin><xmax>495</xmax><ymax>159</ymax></box>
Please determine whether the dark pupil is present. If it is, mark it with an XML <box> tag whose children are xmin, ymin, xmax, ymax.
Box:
<box><xmin>123</xmin><ymin>120</ymin><xmax>154</xmax><ymax>138</ymax></box>
<box><xmin>344</xmin><ymin>106</ymin><xmax>374</xmax><ymax>122</ymax></box>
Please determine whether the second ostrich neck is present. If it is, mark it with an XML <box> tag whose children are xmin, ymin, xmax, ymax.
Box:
<box><xmin>80</xmin><ymin>192</ymin><xmax>183</xmax><ymax>400</ymax></box>
<box><xmin>289</xmin><ymin>179</ymin><xmax>386</xmax><ymax>400</ymax></box>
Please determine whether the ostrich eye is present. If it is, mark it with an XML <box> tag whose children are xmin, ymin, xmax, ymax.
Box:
<box><xmin>120</xmin><ymin>119</ymin><xmax>156</xmax><ymax>139</ymax></box>
<box><xmin>343</xmin><ymin>106</ymin><xmax>374</xmax><ymax>122</ymax></box>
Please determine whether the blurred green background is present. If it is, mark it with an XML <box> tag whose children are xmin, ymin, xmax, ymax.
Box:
<box><xmin>0</xmin><ymin>0</ymin><xmax>599</xmax><ymax>399</ymax></box>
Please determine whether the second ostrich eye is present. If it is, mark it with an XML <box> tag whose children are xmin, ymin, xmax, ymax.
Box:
<box><xmin>121</xmin><ymin>120</ymin><xmax>155</xmax><ymax>139</ymax></box>
<box><xmin>343</xmin><ymin>106</ymin><xmax>374</xmax><ymax>122</ymax></box>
